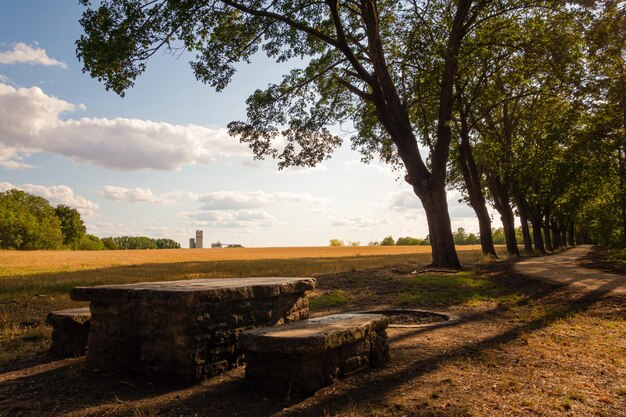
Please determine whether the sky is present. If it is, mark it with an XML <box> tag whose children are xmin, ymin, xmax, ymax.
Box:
<box><xmin>0</xmin><ymin>1</ymin><xmax>496</xmax><ymax>248</ymax></box>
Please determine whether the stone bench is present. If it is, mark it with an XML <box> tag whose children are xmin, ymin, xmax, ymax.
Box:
<box><xmin>46</xmin><ymin>307</ymin><xmax>91</xmax><ymax>356</ymax></box>
<box><xmin>239</xmin><ymin>313</ymin><xmax>390</xmax><ymax>396</ymax></box>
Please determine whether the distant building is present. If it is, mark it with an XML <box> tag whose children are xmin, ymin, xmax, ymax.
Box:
<box><xmin>211</xmin><ymin>241</ymin><xmax>223</xmax><ymax>248</ymax></box>
<box><xmin>196</xmin><ymin>230</ymin><xmax>203</xmax><ymax>249</ymax></box>
<box><xmin>189</xmin><ymin>238</ymin><xmax>196</xmax><ymax>249</ymax></box>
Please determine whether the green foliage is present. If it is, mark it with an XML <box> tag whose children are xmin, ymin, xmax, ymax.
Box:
<box><xmin>452</xmin><ymin>228</ymin><xmax>480</xmax><ymax>245</ymax></box>
<box><xmin>101</xmin><ymin>236</ymin><xmax>181</xmax><ymax>250</ymax></box>
<box><xmin>155</xmin><ymin>238</ymin><xmax>181</xmax><ymax>249</ymax></box>
<box><xmin>104</xmin><ymin>236</ymin><xmax>157</xmax><ymax>250</ymax></box>
<box><xmin>380</xmin><ymin>236</ymin><xmax>395</xmax><ymax>246</ymax></box>
<box><xmin>329</xmin><ymin>239</ymin><xmax>345</xmax><ymax>247</ymax></box>
<box><xmin>54</xmin><ymin>205</ymin><xmax>86</xmax><ymax>247</ymax></box>
<box><xmin>101</xmin><ymin>237</ymin><xmax>119</xmax><ymax>250</ymax></box>
<box><xmin>77</xmin><ymin>234</ymin><xmax>105</xmax><ymax>251</ymax></box>
<box><xmin>396</xmin><ymin>236</ymin><xmax>429</xmax><ymax>246</ymax></box>
<box><xmin>0</xmin><ymin>189</ymin><xmax>63</xmax><ymax>250</ymax></box>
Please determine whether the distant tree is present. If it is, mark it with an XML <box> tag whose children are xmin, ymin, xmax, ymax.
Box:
<box><xmin>109</xmin><ymin>236</ymin><xmax>158</xmax><ymax>250</ymax></box>
<box><xmin>329</xmin><ymin>239</ymin><xmax>345</xmax><ymax>247</ymax></box>
<box><xmin>396</xmin><ymin>236</ymin><xmax>427</xmax><ymax>246</ymax></box>
<box><xmin>350</xmin><ymin>241</ymin><xmax>360</xmax><ymax>247</ymax></box>
<box><xmin>381</xmin><ymin>236</ymin><xmax>396</xmax><ymax>246</ymax></box>
<box><xmin>492</xmin><ymin>228</ymin><xmax>506</xmax><ymax>245</ymax></box>
<box><xmin>155</xmin><ymin>238</ymin><xmax>181</xmax><ymax>249</ymax></box>
<box><xmin>101</xmin><ymin>237</ymin><xmax>119</xmax><ymax>250</ymax></box>
<box><xmin>54</xmin><ymin>204</ymin><xmax>86</xmax><ymax>247</ymax></box>
<box><xmin>368</xmin><ymin>241</ymin><xmax>380</xmax><ymax>246</ymax></box>
<box><xmin>77</xmin><ymin>234</ymin><xmax>105</xmax><ymax>250</ymax></box>
<box><xmin>0</xmin><ymin>189</ymin><xmax>63</xmax><ymax>250</ymax></box>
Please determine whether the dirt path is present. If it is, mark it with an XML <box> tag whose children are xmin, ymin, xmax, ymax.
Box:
<box><xmin>514</xmin><ymin>245</ymin><xmax>626</xmax><ymax>295</ymax></box>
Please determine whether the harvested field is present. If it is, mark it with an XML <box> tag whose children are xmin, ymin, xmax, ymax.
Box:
<box><xmin>0</xmin><ymin>245</ymin><xmax>485</xmax><ymax>277</ymax></box>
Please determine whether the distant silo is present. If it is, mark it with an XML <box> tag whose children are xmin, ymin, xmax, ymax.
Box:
<box><xmin>189</xmin><ymin>238</ymin><xmax>196</xmax><ymax>249</ymax></box>
<box><xmin>195</xmin><ymin>230</ymin><xmax>203</xmax><ymax>249</ymax></box>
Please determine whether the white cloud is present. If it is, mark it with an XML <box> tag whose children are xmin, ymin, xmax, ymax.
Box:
<box><xmin>0</xmin><ymin>74</ymin><xmax>10</xmax><ymax>83</ymax></box>
<box><xmin>0</xmin><ymin>181</ymin><xmax>99</xmax><ymax>217</ymax></box>
<box><xmin>0</xmin><ymin>82</ymin><xmax>252</xmax><ymax>170</ymax></box>
<box><xmin>99</xmin><ymin>185</ymin><xmax>171</xmax><ymax>204</ymax></box>
<box><xmin>0</xmin><ymin>43</ymin><xmax>67</xmax><ymax>68</ymax></box>
<box><xmin>183</xmin><ymin>209</ymin><xmax>279</xmax><ymax>228</ymax></box>
<box><xmin>387</xmin><ymin>190</ymin><xmax>423</xmax><ymax>211</ymax></box>
<box><xmin>331</xmin><ymin>215</ymin><xmax>389</xmax><ymax>228</ymax></box>
<box><xmin>194</xmin><ymin>190</ymin><xmax>329</xmax><ymax>210</ymax></box>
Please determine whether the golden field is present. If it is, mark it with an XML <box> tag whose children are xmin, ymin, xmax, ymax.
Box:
<box><xmin>0</xmin><ymin>245</ymin><xmax>485</xmax><ymax>277</ymax></box>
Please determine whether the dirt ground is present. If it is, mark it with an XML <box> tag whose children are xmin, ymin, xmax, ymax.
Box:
<box><xmin>0</xmin><ymin>247</ymin><xmax>624</xmax><ymax>417</ymax></box>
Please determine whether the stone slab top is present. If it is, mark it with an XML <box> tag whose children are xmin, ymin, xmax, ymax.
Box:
<box><xmin>239</xmin><ymin>313</ymin><xmax>388</xmax><ymax>354</ymax></box>
<box><xmin>46</xmin><ymin>307</ymin><xmax>91</xmax><ymax>326</ymax></box>
<box><xmin>70</xmin><ymin>277</ymin><xmax>316</xmax><ymax>304</ymax></box>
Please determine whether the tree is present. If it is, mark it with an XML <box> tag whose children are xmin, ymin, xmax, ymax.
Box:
<box><xmin>102</xmin><ymin>237</ymin><xmax>120</xmax><ymax>250</ymax></box>
<box><xmin>585</xmin><ymin>0</ymin><xmax>626</xmax><ymax>245</ymax></box>
<box><xmin>55</xmin><ymin>204</ymin><xmax>86</xmax><ymax>247</ymax></box>
<box><xmin>77</xmin><ymin>0</ymin><xmax>531</xmax><ymax>268</ymax></box>
<box><xmin>329</xmin><ymin>239</ymin><xmax>345</xmax><ymax>247</ymax></box>
<box><xmin>0</xmin><ymin>189</ymin><xmax>63</xmax><ymax>250</ymax></box>
<box><xmin>155</xmin><ymin>238</ymin><xmax>181</xmax><ymax>249</ymax></box>
<box><xmin>381</xmin><ymin>236</ymin><xmax>395</xmax><ymax>246</ymax></box>
<box><xmin>77</xmin><ymin>234</ymin><xmax>106</xmax><ymax>250</ymax></box>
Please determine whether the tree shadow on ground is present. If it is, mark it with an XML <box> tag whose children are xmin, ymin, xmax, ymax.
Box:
<box><xmin>1</xmin><ymin>260</ymin><xmax>624</xmax><ymax>416</ymax></box>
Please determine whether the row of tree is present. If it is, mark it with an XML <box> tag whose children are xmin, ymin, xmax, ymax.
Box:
<box><xmin>0</xmin><ymin>189</ymin><xmax>181</xmax><ymax>250</ymax></box>
<box><xmin>77</xmin><ymin>0</ymin><xmax>625</xmax><ymax>267</ymax></box>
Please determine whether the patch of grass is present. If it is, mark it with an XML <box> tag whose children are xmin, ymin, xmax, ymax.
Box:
<box><xmin>617</xmin><ymin>386</ymin><xmax>626</xmax><ymax>397</ymax></box>
<box><xmin>568</xmin><ymin>391</ymin><xmax>585</xmax><ymax>403</ymax></box>
<box><xmin>395</xmin><ymin>271</ymin><xmax>521</xmax><ymax>306</ymax></box>
<box><xmin>310</xmin><ymin>290</ymin><xmax>351</xmax><ymax>308</ymax></box>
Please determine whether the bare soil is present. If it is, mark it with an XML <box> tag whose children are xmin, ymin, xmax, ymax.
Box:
<box><xmin>0</xmin><ymin>248</ymin><xmax>624</xmax><ymax>417</ymax></box>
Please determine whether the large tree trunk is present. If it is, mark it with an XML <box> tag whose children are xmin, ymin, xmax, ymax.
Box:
<box><xmin>530</xmin><ymin>213</ymin><xmax>546</xmax><ymax>253</ymax></box>
<box><xmin>516</xmin><ymin>197</ymin><xmax>534</xmax><ymax>254</ymax></box>
<box><xmin>417</xmin><ymin>184</ymin><xmax>461</xmax><ymax>268</ymax></box>
<box><xmin>457</xmin><ymin>111</ymin><xmax>497</xmax><ymax>257</ymax></box>
<box><xmin>500</xmin><ymin>206</ymin><xmax>519</xmax><ymax>256</ymax></box>
<box><xmin>551</xmin><ymin>221</ymin><xmax>561</xmax><ymax>249</ymax></box>
<box><xmin>486</xmin><ymin>173</ymin><xmax>519</xmax><ymax>256</ymax></box>
<box><xmin>568</xmin><ymin>222</ymin><xmax>576</xmax><ymax>247</ymax></box>
<box><xmin>543</xmin><ymin>212</ymin><xmax>553</xmax><ymax>252</ymax></box>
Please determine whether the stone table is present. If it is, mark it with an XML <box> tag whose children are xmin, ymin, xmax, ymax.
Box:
<box><xmin>71</xmin><ymin>277</ymin><xmax>315</xmax><ymax>381</ymax></box>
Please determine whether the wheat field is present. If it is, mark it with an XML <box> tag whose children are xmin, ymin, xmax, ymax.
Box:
<box><xmin>0</xmin><ymin>245</ymin><xmax>485</xmax><ymax>277</ymax></box>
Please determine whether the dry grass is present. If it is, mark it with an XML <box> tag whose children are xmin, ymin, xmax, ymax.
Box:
<box><xmin>0</xmin><ymin>247</ymin><xmax>624</xmax><ymax>417</ymax></box>
<box><xmin>0</xmin><ymin>245</ymin><xmax>496</xmax><ymax>365</ymax></box>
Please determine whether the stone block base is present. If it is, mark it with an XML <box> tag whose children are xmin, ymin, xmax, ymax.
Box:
<box><xmin>46</xmin><ymin>308</ymin><xmax>91</xmax><ymax>356</ymax></box>
<box><xmin>240</xmin><ymin>313</ymin><xmax>389</xmax><ymax>397</ymax></box>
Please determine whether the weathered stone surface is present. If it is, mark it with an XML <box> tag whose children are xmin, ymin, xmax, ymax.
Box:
<box><xmin>241</xmin><ymin>313</ymin><xmax>390</xmax><ymax>396</ymax></box>
<box><xmin>74</xmin><ymin>277</ymin><xmax>315</xmax><ymax>381</ymax></box>
<box><xmin>71</xmin><ymin>277</ymin><xmax>316</xmax><ymax>303</ymax></box>
<box><xmin>46</xmin><ymin>308</ymin><xmax>91</xmax><ymax>356</ymax></box>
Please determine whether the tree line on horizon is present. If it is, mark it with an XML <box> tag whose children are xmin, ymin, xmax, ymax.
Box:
<box><xmin>77</xmin><ymin>0</ymin><xmax>625</xmax><ymax>267</ymax></box>
<box><xmin>331</xmin><ymin>226</ymin><xmax>533</xmax><ymax>247</ymax></box>
<box><xmin>0</xmin><ymin>189</ymin><xmax>180</xmax><ymax>250</ymax></box>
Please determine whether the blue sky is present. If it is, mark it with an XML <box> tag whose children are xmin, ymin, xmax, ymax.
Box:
<box><xmin>0</xmin><ymin>1</ymin><xmax>491</xmax><ymax>247</ymax></box>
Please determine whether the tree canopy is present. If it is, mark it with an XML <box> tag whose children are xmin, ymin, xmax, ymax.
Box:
<box><xmin>77</xmin><ymin>0</ymin><xmax>626</xmax><ymax>261</ymax></box>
